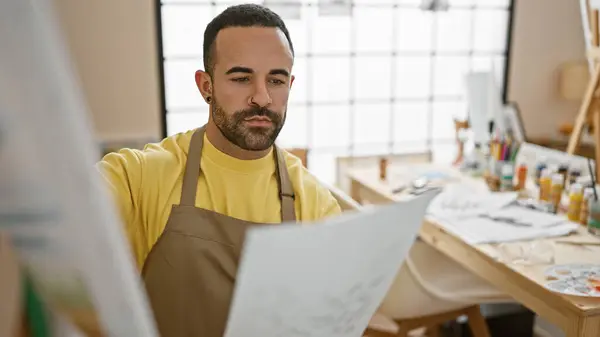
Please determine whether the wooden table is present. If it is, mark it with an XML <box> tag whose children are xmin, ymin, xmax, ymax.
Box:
<box><xmin>348</xmin><ymin>165</ymin><xmax>600</xmax><ymax>337</ymax></box>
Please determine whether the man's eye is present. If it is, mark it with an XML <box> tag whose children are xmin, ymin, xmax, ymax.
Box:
<box><xmin>270</xmin><ymin>79</ymin><xmax>285</xmax><ymax>85</ymax></box>
<box><xmin>232</xmin><ymin>77</ymin><xmax>250</xmax><ymax>83</ymax></box>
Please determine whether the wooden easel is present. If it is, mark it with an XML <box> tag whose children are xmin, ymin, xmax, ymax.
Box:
<box><xmin>0</xmin><ymin>233</ymin><xmax>24</xmax><ymax>337</ymax></box>
<box><xmin>567</xmin><ymin>0</ymin><xmax>600</xmax><ymax>179</ymax></box>
<box><xmin>0</xmin><ymin>234</ymin><xmax>105</xmax><ymax>337</ymax></box>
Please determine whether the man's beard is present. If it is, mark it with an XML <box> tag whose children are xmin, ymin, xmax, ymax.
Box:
<box><xmin>211</xmin><ymin>97</ymin><xmax>285</xmax><ymax>151</ymax></box>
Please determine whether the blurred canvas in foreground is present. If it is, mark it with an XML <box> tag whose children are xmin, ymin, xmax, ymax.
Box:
<box><xmin>0</xmin><ymin>0</ymin><xmax>157</xmax><ymax>336</ymax></box>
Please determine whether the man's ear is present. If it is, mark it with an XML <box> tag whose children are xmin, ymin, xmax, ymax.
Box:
<box><xmin>290</xmin><ymin>74</ymin><xmax>295</xmax><ymax>89</ymax></box>
<box><xmin>195</xmin><ymin>70</ymin><xmax>212</xmax><ymax>104</ymax></box>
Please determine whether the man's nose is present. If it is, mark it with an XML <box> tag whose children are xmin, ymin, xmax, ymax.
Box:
<box><xmin>248</xmin><ymin>81</ymin><xmax>272</xmax><ymax>107</ymax></box>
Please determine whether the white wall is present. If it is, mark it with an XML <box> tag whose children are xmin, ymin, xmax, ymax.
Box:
<box><xmin>52</xmin><ymin>0</ymin><xmax>162</xmax><ymax>143</ymax></box>
<box><xmin>507</xmin><ymin>0</ymin><xmax>586</xmax><ymax>140</ymax></box>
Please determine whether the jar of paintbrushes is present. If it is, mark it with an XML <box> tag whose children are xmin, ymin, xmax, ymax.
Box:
<box><xmin>584</xmin><ymin>159</ymin><xmax>600</xmax><ymax>237</ymax></box>
<box><xmin>484</xmin><ymin>138</ymin><xmax>519</xmax><ymax>192</ymax></box>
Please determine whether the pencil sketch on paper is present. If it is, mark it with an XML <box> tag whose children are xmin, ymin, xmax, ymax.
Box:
<box><xmin>306</xmin><ymin>274</ymin><xmax>388</xmax><ymax>335</ymax></box>
<box><xmin>234</xmin><ymin>242</ymin><xmax>402</xmax><ymax>337</ymax></box>
<box><xmin>427</xmin><ymin>185</ymin><xmax>517</xmax><ymax>219</ymax></box>
<box><xmin>242</xmin><ymin>275</ymin><xmax>391</xmax><ymax>337</ymax></box>
<box><xmin>225</xmin><ymin>192</ymin><xmax>438</xmax><ymax>337</ymax></box>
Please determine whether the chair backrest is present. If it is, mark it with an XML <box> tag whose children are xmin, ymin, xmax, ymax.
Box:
<box><xmin>285</xmin><ymin>148</ymin><xmax>308</xmax><ymax>168</ymax></box>
<box><xmin>336</xmin><ymin>152</ymin><xmax>432</xmax><ymax>194</ymax></box>
<box><xmin>327</xmin><ymin>182</ymin><xmax>362</xmax><ymax>212</ymax></box>
<box><xmin>284</xmin><ymin>147</ymin><xmax>362</xmax><ymax>212</ymax></box>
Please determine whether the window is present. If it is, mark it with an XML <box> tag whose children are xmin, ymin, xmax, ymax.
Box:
<box><xmin>159</xmin><ymin>0</ymin><xmax>513</xmax><ymax>185</ymax></box>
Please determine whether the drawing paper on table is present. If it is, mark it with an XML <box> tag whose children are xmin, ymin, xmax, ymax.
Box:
<box><xmin>427</xmin><ymin>183</ymin><xmax>517</xmax><ymax>219</ymax></box>
<box><xmin>433</xmin><ymin>216</ymin><xmax>578</xmax><ymax>244</ymax></box>
<box><xmin>484</xmin><ymin>206</ymin><xmax>565</xmax><ymax>228</ymax></box>
<box><xmin>224</xmin><ymin>190</ymin><xmax>440</xmax><ymax>337</ymax></box>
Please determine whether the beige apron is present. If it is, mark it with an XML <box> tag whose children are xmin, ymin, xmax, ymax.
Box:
<box><xmin>141</xmin><ymin>126</ymin><xmax>296</xmax><ymax>337</ymax></box>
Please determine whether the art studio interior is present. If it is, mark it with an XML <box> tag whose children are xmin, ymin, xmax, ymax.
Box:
<box><xmin>2</xmin><ymin>0</ymin><xmax>600</xmax><ymax>337</ymax></box>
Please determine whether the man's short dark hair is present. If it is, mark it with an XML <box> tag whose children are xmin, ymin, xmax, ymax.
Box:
<box><xmin>203</xmin><ymin>4</ymin><xmax>295</xmax><ymax>75</ymax></box>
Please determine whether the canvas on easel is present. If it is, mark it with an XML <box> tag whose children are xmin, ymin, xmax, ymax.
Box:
<box><xmin>567</xmin><ymin>0</ymin><xmax>600</xmax><ymax>179</ymax></box>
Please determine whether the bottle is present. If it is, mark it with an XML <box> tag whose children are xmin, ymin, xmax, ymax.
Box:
<box><xmin>516</xmin><ymin>163</ymin><xmax>528</xmax><ymax>190</ymax></box>
<box><xmin>588</xmin><ymin>196</ymin><xmax>600</xmax><ymax>236</ymax></box>
<box><xmin>567</xmin><ymin>183</ymin><xmax>584</xmax><ymax>222</ymax></box>
<box><xmin>500</xmin><ymin>163</ymin><xmax>514</xmax><ymax>191</ymax></box>
<box><xmin>557</xmin><ymin>164</ymin><xmax>569</xmax><ymax>188</ymax></box>
<box><xmin>568</xmin><ymin>167</ymin><xmax>581</xmax><ymax>189</ymax></box>
<box><xmin>535</xmin><ymin>157</ymin><xmax>547</xmax><ymax>186</ymax></box>
<box><xmin>579</xmin><ymin>188</ymin><xmax>595</xmax><ymax>226</ymax></box>
<box><xmin>538</xmin><ymin>168</ymin><xmax>552</xmax><ymax>201</ymax></box>
<box><xmin>550</xmin><ymin>173</ymin><xmax>565</xmax><ymax>213</ymax></box>
<box><xmin>379</xmin><ymin>157</ymin><xmax>388</xmax><ymax>181</ymax></box>
<box><xmin>473</xmin><ymin>143</ymin><xmax>487</xmax><ymax>175</ymax></box>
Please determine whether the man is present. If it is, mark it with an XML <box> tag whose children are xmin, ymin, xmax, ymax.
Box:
<box><xmin>97</xmin><ymin>4</ymin><xmax>341</xmax><ymax>337</ymax></box>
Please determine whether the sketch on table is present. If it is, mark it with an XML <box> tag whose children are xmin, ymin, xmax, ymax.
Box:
<box><xmin>427</xmin><ymin>184</ymin><xmax>517</xmax><ymax>219</ymax></box>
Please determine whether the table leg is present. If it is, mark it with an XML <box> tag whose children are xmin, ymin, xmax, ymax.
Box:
<box><xmin>0</xmin><ymin>233</ymin><xmax>22</xmax><ymax>337</ymax></box>
<box><xmin>566</xmin><ymin>316</ymin><xmax>600</xmax><ymax>337</ymax></box>
<box><xmin>350</xmin><ymin>179</ymin><xmax>362</xmax><ymax>204</ymax></box>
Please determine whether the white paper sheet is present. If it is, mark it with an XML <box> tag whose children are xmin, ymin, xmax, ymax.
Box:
<box><xmin>484</xmin><ymin>206</ymin><xmax>565</xmax><ymax>228</ymax></box>
<box><xmin>432</xmin><ymin>216</ymin><xmax>579</xmax><ymax>245</ymax></box>
<box><xmin>224</xmin><ymin>190</ymin><xmax>440</xmax><ymax>337</ymax></box>
<box><xmin>426</xmin><ymin>183</ymin><xmax>518</xmax><ymax>220</ymax></box>
<box><xmin>0</xmin><ymin>1</ymin><xmax>157</xmax><ymax>336</ymax></box>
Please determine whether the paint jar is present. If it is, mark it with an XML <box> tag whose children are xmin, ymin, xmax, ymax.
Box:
<box><xmin>516</xmin><ymin>163</ymin><xmax>528</xmax><ymax>190</ymax></box>
<box><xmin>379</xmin><ymin>157</ymin><xmax>388</xmax><ymax>181</ymax></box>
<box><xmin>550</xmin><ymin>173</ymin><xmax>565</xmax><ymax>213</ymax></box>
<box><xmin>500</xmin><ymin>163</ymin><xmax>514</xmax><ymax>192</ymax></box>
<box><xmin>568</xmin><ymin>167</ymin><xmax>581</xmax><ymax>189</ymax></box>
<box><xmin>567</xmin><ymin>183</ymin><xmax>583</xmax><ymax>222</ymax></box>
<box><xmin>557</xmin><ymin>164</ymin><xmax>569</xmax><ymax>188</ymax></box>
<box><xmin>580</xmin><ymin>188</ymin><xmax>595</xmax><ymax>226</ymax></box>
<box><xmin>535</xmin><ymin>157</ymin><xmax>547</xmax><ymax>186</ymax></box>
<box><xmin>588</xmin><ymin>196</ymin><xmax>600</xmax><ymax>236</ymax></box>
<box><xmin>538</xmin><ymin>168</ymin><xmax>552</xmax><ymax>202</ymax></box>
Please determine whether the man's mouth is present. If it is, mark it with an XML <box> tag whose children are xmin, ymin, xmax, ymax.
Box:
<box><xmin>243</xmin><ymin>116</ymin><xmax>272</xmax><ymax>127</ymax></box>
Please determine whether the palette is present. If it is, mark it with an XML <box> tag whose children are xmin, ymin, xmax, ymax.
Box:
<box><xmin>544</xmin><ymin>264</ymin><xmax>600</xmax><ymax>297</ymax></box>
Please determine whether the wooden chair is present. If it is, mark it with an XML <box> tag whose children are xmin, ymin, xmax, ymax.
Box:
<box><xmin>364</xmin><ymin>306</ymin><xmax>490</xmax><ymax>337</ymax></box>
<box><xmin>285</xmin><ymin>148</ymin><xmax>308</xmax><ymax>168</ymax></box>
<box><xmin>363</xmin><ymin>239</ymin><xmax>494</xmax><ymax>337</ymax></box>
<box><xmin>284</xmin><ymin>147</ymin><xmax>362</xmax><ymax>212</ymax></box>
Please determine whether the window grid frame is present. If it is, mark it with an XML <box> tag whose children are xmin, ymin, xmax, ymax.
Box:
<box><xmin>156</xmin><ymin>0</ymin><xmax>515</xmax><ymax>176</ymax></box>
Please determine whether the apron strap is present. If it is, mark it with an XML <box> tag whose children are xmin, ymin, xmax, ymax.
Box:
<box><xmin>180</xmin><ymin>126</ymin><xmax>206</xmax><ymax>206</ymax></box>
<box><xmin>274</xmin><ymin>146</ymin><xmax>297</xmax><ymax>222</ymax></box>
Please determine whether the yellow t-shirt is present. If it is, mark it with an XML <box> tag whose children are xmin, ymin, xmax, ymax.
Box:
<box><xmin>96</xmin><ymin>129</ymin><xmax>342</xmax><ymax>268</ymax></box>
